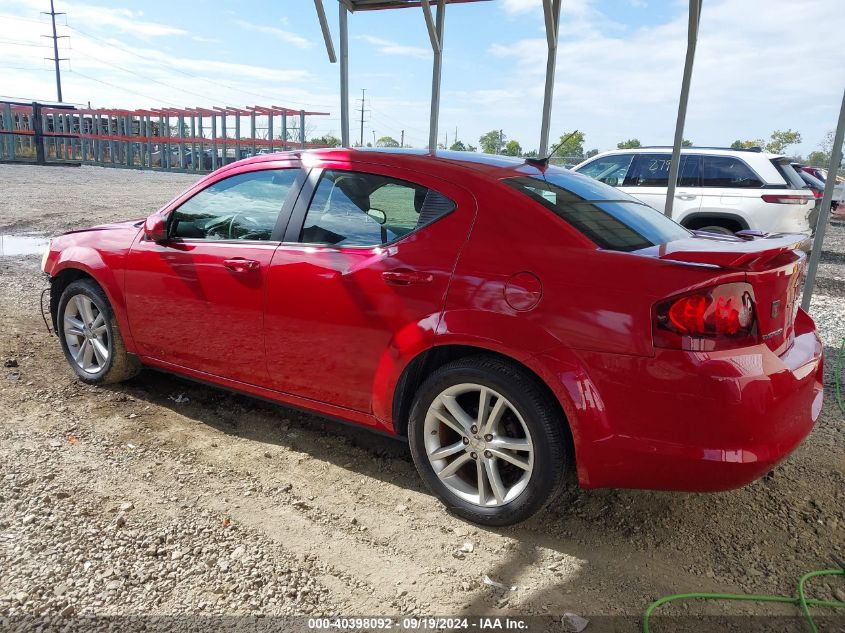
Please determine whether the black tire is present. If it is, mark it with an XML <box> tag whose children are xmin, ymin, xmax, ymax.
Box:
<box><xmin>56</xmin><ymin>279</ymin><xmax>140</xmax><ymax>385</ymax></box>
<box><xmin>408</xmin><ymin>355</ymin><xmax>569</xmax><ymax>526</ymax></box>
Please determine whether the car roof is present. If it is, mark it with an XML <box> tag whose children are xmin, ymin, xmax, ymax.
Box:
<box><xmin>587</xmin><ymin>147</ymin><xmax>785</xmax><ymax>160</ymax></box>
<box><xmin>221</xmin><ymin>147</ymin><xmax>566</xmax><ymax>180</ymax></box>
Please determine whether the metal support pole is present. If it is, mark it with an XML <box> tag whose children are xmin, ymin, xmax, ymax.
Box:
<box><xmin>314</xmin><ymin>0</ymin><xmax>337</xmax><ymax>63</ymax></box>
<box><xmin>178</xmin><ymin>114</ymin><xmax>185</xmax><ymax>168</ymax></box>
<box><xmin>802</xmin><ymin>87</ymin><xmax>845</xmax><ymax>311</ymax></box>
<box><xmin>32</xmin><ymin>103</ymin><xmax>45</xmax><ymax>165</ymax></box>
<box><xmin>163</xmin><ymin>115</ymin><xmax>170</xmax><ymax>170</ymax></box>
<box><xmin>221</xmin><ymin>113</ymin><xmax>227</xmax><ymax>166</ymax></box>
<box><xmin>300</xmin><ymin>110</ymin><xmax>306</xmax><ymax>149</ymax></box>
<box><xmin>339</xmin><ymin>3</ymin><xmax>350</xmax><ymax>147</ymax></box>
<box><xmin>48</xmin><ymin>0</ymin><xmax>63</xmax><ymax>103</ymax></box>
<box><xmin>196</xmin><ymin>114</ymin><xmax>203</xmax><ymax>172</ymax></box>
<box><xmin>268</xmin><ymin>114</ymin><xmax>274</xmax><ymax>152</ymax></box>
<box><xmin>281</xmin><ymin>113</ymin><xmax>286</xmax><ymax>151</ymax></box>
<box><xmin>422</xmin><ymin>0</ymin><xmax>445</xmax><ymax>153</ymax></box>
<box><xmin>665</xmin><ymin>0</ymin><xmax>701</xmax><ymax>218</ymax></box>
<box><xmin>126</xmin><ymin>116</ymin><xmax>132</xmax><ymax>167</ymax></box>
<box><xmin>189</xmin><ymin>116</ymin><xmax>196</xmax><ymax>169</ymax></box>
<box><xmin>235</xmin><ymin>113</ymin><xmax>241</xmax><ymax>162</ymax></box>
<box><xmin>211</xmin><ymin>114</ymin><xmax>217</xmax><ymax>170</ymax></box>
<box><xmin>539</xmin><ymin>0</ymin><xmax>561</xmax><ymax>157</ymax></box>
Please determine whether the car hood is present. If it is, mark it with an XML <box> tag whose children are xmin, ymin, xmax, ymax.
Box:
<box><xmin>60</xmin><ymin>218</ymin><xmax>146</xmax><ymax>237</ymax></box>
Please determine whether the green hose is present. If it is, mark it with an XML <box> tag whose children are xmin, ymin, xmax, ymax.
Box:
<box><xmin>643</xmin><ymin>569</ymin><xmax>845</xmax><ymax>633</ymax></box>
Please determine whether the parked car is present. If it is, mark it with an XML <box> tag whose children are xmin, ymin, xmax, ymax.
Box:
<box><xmin>792</xmin><ymin>163</ymin><xmax>837</xmax><ymax>226</ymax></box>
<box><xmin>573</xmin><ymin>147</ymin><xmax>815</xmax><ymax>235</ymax></box>
<box><xmin>41</xmin><ymin>149</ymin><xmax>823</xmax><ymax>526</ymax></box>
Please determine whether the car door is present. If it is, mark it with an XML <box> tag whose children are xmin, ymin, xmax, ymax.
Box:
<box><xmin>622</xmin><ymin>153</ymin><xmax>702</xmax><ymax>221</ymax></box>
<box><xmin>263</xmin><ymin>162</ymin><xmax>476</xmax><ymax>413</ymax></box>
<box><xmin>124</xmin><ymin>163</ymin><xmax>304</xmax><ymax>385</ymax></box>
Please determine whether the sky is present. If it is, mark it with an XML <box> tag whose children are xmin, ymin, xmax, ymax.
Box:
<box><xmin>1</xmin><ymin>0</ymin><xmax>843</xmax><ymax>156</ymax></box>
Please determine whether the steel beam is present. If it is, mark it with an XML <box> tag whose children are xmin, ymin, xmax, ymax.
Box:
<box><xmin>422</xmin><ymin>0</ymin><xmax>445</xmax><ymax>152</ymax></box>
<box><xmin>802</xmin><ymin>87</ymin><xmax>845</xmax><ymax>311</ymax></box>
<box><xmin>339</xmin><ymin>3</ymin><xmax>350</xmax><ymax>147</ymax></box>
<box><xmin>539</xmin><ymin>0</ymin><xmax>561</xmax><ymax>157</ymax></box>
<box><xmin>314</xmin><ymin>0</ymin><xmax>337</xmax><ymax>63</ymax></box>
<box><xmin>300</xmin><ymin>110</ymin><xmax>306</xmax><ymax>149</ymax></box>
<box><xmin>665</xmin><ymin>0</ymin><xmax>701</xmax><ymax>218</ymax></box>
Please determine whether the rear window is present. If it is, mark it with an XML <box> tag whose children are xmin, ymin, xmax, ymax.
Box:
<box><xmin>772</xmin><ymin>160</ymin><xmax>808</xmax><ymax>190</ymax></box>
<box><xmin>505</xmin><ymin>174</ymin><xmax>690</xmax><ymax>252</ymax></box>
<box><xmin>701</xmin><ymin>156</ymin><xmax>762</xmax><ymax>188</ymax></box>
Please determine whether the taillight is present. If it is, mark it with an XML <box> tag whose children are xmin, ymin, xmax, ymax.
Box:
<box><xmin>811</xmin><ymin>190</ymin><xmax>823</xmax><ymax>199</ymax></box>
<box><xmin>653</xmin><ymin>282</ymin><xmax>758</xmax><ymax>351</ymax></box>
<box><xmin>761</xmin><ymin>194</ymin><xmax>813</xmax><ymax>204</ymax></box>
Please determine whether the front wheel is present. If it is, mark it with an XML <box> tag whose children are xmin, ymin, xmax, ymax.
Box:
<box><xmin>408</xmin><ymin>356</ymin><xmax>569</xmax><ymax>526</ymax></box>
<box><xmin>57</xmin><ymin>279</ymin><xmax>140</xmax><ymax>384</ymax></box>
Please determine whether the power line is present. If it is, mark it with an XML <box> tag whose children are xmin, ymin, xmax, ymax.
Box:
<box><xmin>68</xmin><ymin>69</ymin><xmax>183</xmax><ymax>106</ymax></box>
<box><xmin>65</xmin><ymin>24</ymin><xmax>334</xmax><ymax>109</ymax></box>
<box><xmin>42</xmin><ymin>0</ymin><xmax>67</xmax><ymax>102</ymax></box>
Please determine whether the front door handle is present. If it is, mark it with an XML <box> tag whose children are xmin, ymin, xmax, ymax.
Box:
<box><xmin>223</xmin><ymin>258</ymin><xmax>260</xmax><ymax>272</ymax></box>
<box><xmin>382</xmin><ymin>270</ymin><xmax>434</xmax><ymax>285</ymax></box>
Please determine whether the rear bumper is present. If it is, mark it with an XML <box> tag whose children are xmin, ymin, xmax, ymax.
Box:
<box><xmin>540</xmin><ymin>309</ymin><xmax>823</xmax><ymax>492</ymax></box>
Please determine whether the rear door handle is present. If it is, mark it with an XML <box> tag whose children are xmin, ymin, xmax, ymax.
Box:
<box><xmin>382</xmin><ymin>270</ymin><xmax>434</xmax><ymax>285</ymax></box>
<box><xmin>223</xmin><ymin>258</ymin><xmax>260</xmax><ymax>272</ymax></box>
<box><xmin>675</xmin><ymin>193</ymin><xmax>696</xmax><ymax>200</ymax></box>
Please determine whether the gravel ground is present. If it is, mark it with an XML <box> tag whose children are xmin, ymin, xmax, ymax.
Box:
<box><xmin>0</xmin><ymin>164</ymin><xmax>843</xmax><ymax>631</ymax></box>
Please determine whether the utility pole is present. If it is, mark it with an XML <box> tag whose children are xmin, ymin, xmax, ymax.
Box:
<box><xmin>372</xmin><ymin>130</ymin><xmax>376</xmax><ymax>147</ymax></box>
<box><xmin>497</xmin><ymin>129</ymin><xmax>503</xmax><ymax>154</ymax></box>
<box><xmin>400</xmin><ymin>130</ymin><xmax>404</xmax><ymax>148</ymax></box>
<box><xmin>42</xmin><ymin>0</ymin><xmax>68</xmax><ymax>102</ymax></box>
<box><xmin>358</xmin><ymin>88</ymin><xmax>367</xmax><ymax>146</ymax></box>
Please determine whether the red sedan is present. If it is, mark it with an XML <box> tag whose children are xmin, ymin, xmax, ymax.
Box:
<box><xmin>42</xmin><ymin>149</ymin><xmax>824</xmax><ymax>526</ymax></box>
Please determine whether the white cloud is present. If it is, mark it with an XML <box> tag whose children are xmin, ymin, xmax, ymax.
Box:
<box><xmin>357</xmin><ymin>35</ymin><xmax>429</xmax><ymax>59</ymax></box>
<box><xmin>235</xmin><ymin>19</ymin><xmax>312</xmax><ymax>49</ymax></box>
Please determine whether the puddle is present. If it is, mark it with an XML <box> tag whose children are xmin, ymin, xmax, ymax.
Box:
<box><xmin>0</xmin><ymin>235</ymin><xmax>49</xmax><ymax>257</ymax></box>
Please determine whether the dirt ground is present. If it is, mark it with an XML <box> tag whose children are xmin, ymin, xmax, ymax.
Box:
<box><xmin>0</xmin><ymin>164</ymin><xmax>843</xmax><ymax>630</ymax></box>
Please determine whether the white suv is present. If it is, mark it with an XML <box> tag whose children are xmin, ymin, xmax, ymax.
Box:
<box><xmin>573</xmin><ymin>147</ymin><xmax>815</xmax><ymax>234</ymax></box>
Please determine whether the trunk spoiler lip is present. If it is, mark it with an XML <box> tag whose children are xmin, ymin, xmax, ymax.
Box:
<box><xmin>651</xmin><ymin>232</ymin><xmax>811</xmax><ymax>271</ymax></box>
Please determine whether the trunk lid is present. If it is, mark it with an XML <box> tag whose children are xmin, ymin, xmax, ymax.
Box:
<box><xmin>650</xmin><ymin>232</ymin><xmax>808</xmax><ymax>354</ymax></box>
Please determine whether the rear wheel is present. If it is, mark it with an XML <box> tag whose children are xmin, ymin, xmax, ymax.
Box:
<box><xmin>408</xmin><ymin>356</ymin><xmax>568</xmax><ymax>526</ymax></box>
<box><xmin>57</xmin><ymin>279</ymin><xmax>140</xmax><ymax>384</ymax></box>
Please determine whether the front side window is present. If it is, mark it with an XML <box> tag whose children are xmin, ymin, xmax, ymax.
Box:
<box><xmin>170</xmin><ymin>169</ymin><xmax>298</xmax><ymax>240</ymax></box>
<box><xmin>575</xmin><ymin>154</ymin><xmax>634</xmax><ymax>187</ymax></box>
<box><xmin>505</xmin><ymin>174</ymin><xmax>690</xmax><ymax>252</ymax></box>
<box><xmin>299</xmin><ymin>170</ymin><xmax>455</xmax><ymax>247</ymax></box>
<box><xmin>701</xmin><ymin>156</ymin><xmax>762</xmax><ymax>188</ymax></box>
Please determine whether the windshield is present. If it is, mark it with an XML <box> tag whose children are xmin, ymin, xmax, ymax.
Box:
<box><xmin>505</xmin><ymin>173</ymin><xmax>690</xmax><ymax>252</ymax></box>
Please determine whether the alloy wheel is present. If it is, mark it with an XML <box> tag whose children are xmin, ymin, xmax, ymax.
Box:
<box><xmin>63</xmin><ymin>294</ymin><xmax>110</xmax><ymax>374</ymax></box>
<box><xmin>423</xmin><ymin>383</ymin><xmax>534</xmax><ymax>507</ymax></box>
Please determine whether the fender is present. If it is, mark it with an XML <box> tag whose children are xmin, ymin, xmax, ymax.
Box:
<box><xmin>47</xmin><ymin>240</ymin><xmax>137</xmax><ymax>354</ymax></box>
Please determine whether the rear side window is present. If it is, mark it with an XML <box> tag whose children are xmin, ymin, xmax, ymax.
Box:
<box><xmin>772</xmin><ymin>160</ymin><xmax>808</xmax><ymax>189</ymax></box>
<box><xmin>623</xmin><ymin>154</ymin><xmax>701</xmax><ymax>187</ymax></box>
<box><xmin>575</xmin><ymin>154</ymin><xmax>634</xmax><ymax>187</ymax></box>
<box><xmin>700</xmin><ymin>156</ymin><xmax>762</xmax><ymax>188</ymax></box>
<box><xmin>505</xmin><ymin>174</ymin><xmax>690</xmax><ymax>252</ymax></box>
<box><xmin>299</xmin><ymin>170</ymin><xmax>455</xmax><ymax>247</ymax></box>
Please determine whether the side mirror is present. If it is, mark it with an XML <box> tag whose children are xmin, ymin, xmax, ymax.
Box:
<box><xmin>367</xmin><ymin>209</ymin><xmax>387</xmax><ymax>225</ymax></box>
<box><xmin>144</xmin><ymin>213</ymin><xmax>169</xmax><ymax>244</ymax></box>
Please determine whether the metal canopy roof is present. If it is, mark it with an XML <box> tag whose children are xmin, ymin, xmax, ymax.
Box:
<box><xmin>339</xmin><ymin>0</ymin><xmax>486</xmax><ymax>10</ymax></box>
<box><xmin>314</xmin><ymin>0</ymin><xmax>559</xmax><ymax>155</ymax></box>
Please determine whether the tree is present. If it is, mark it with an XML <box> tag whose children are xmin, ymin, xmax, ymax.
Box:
<box><xmin>309</xmin><ymin>134</ymin><xmax>340</xmax><ymax>148</ymax></box>
<box><xmin>617</xmin><ymin>138</ymin><xmax>641</xmax><ymax>149</ymax></box>
<box><xmin>502</xmin><ymin>140</ymin><xmax>522</xmax><ymax>156</ymax></box>
<box><xmin>765</xmin><ymin>129</ymin><xmax>801</xmax><ymax>154</ymax></box>
<box><xmin>376</xmin><ymin>135</ymin><xmax>400</xmax><ymax>148</ymax></box>
<box><xmin>730</xmin><ymin>139</ymin><xmax>763</xmax><ymax>150</ymax></box>
<box><xmin>555</xmin><ymin>130</ymin><xmax>585</xmax><ymax>159</ymax></box>
<box><xmin>807</xmin><ymin>150</ymin><xmax>830</xmax><ymax>168</ymax></box>
<box><xmin>523</xmin><ymin>149</ymin><xmax>538</xmax><ymax>158</ymax></box>
<box><xmin>682</xmin><ymin>139</ymin><xmax>693</xmax><ymax>147</ymax></box>
<box><xmin>479</xmin><ymin>130</ymin><xmax>504</xmax><ymax>154</ymax></box>
<box><xmin>586</xmin><ymin>148</ymin><xmax>599</xmax><ymax>158</ymax></box>
<box><xmin>449</xmin><ymin>140</ymin><xmax>476</xmax><ymax>152</ymax></box>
